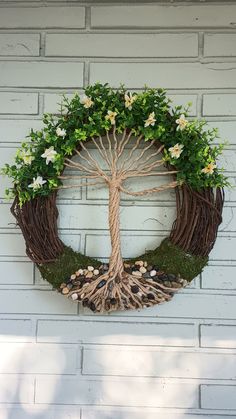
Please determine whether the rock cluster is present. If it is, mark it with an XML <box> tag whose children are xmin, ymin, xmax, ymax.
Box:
<box><xmin>59</xmin><ymin>260</ymin><xmax>188</xmax><ymax>311</ymax></box>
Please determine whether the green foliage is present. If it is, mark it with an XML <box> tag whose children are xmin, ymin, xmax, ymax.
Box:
<box><xmin>131</xmin><ymin>238</ymin><xmax>208</xmax><ymax>281</ymax></box>
<box><xmin>0</xmin><ymin>83</ymin><xmax>229</xmax><ymax>205</ymax></box>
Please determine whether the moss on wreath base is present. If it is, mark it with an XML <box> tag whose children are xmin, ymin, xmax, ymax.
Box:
<box><xmin>38</xmin><ymin>246</ymin><xmax>101</xmax><ymax>289</ymax></box>
<box><xmin>132</xmin><ymin>238</ymin><xmax>208</xmax><ymax>281</ymax></box>
<box><xmin>38</xmin><ymin>238</ymin><xmax>208</xmax><ymax>289</ymax></box>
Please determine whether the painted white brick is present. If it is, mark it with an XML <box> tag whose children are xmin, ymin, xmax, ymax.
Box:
<box><xmin>83</xmin><ymin>348</ymin><xmax>236</xmax><ymax>380</ymax></box>
<box><xmin>58</xmin><ymin>204</ymin><xmax>175</xmax><ymax>232</ymax></box>
<box><xmin>0</xmin><ymin>92</ymin><xmax>38</xmax><ymax>115</ymax></box>
<box><xmin>0</xmin><ymin>119</ymin><xmax>43</xmax><ymax>143</ymax></box>
<box><xmin>0</xmin><ymin>233</ymin><xmax>26</xmax><ymax>257</ymax></box>
<box><xmin>210</xmin><ymin>235</ymin><xmax>236</xmax><ymax>261</ymax></box>
<box><xmin>82</xmin><ymin>410</ymin><xmax>233</xmax><ymax>419</ymax></box>
<box><xmin>201</xmin><ymin>324</ymin><xmax>236</xmax><ymax>349</ymax></box>
<box><xmin>90</xmin><ymin>62</ymin><xmax>236</xmax><ymax>89</ymax></box>
<box><xmin>0</xmin><ymin>7</ymin><xmax>85</xmax><ymax>29</ymax></box>
<box><xmin>44</xmin><ymin>93</ymin><xmax>74</xmax><ymax>114</ymax></box>
<box><xmin>91</xmin><ymin>5</ymin><xmax>236</xmax><ymax>28</ymax></box>
<box><xmin>0</xmin><ymin>34</ymin><xmax>40</xmax><ymax>56</ymax></box>
<box><xmin>0</xmin><ymin>375</ymin><xmax>34</xmax><ymax>403</ymax></box>
<box><xmin>0</xmin><ymin>407</ymin><xmax>82</xmax><ymax>419</ymax></box>
<box><xmin>225</xmin><ymin>177</ymin><xmax>236</xmax><ymax>201</ymax></box>
<box><xmin>204</xmin><ymin>33</ymin><xmax>236</xmax><ymax>57</ymax></box>
<box><xmin>37</xmin><ymin>320</ymin><xmax>196</xmax><ymax>347</ymax></box>
<box><xmin>201</xmin><ymin>385</ymin><xmax>236</xmax><ymax>410</ymax></box>
<box><xmin>0</xmin><ymin>319</ymin><xmax>33</xmax><ymax>342</ymax></box>
<box><xmin>0</xmin><ymin>290</ymin><xmax>77</xmax><ymax>314</ymax></box>
<box><xmin>0</xmin><ymin>261</ymin><xmax>33</xmax><ymax>285</ymax></box>
<box><xmin>46</xmin><ymin>33</ymin><xmax>198</xmax><ymax>58</ymax></box>
<box><xmin>35</xmin><ymin>377</ymin><xmax>199</xmax><ymax>408</ymax></box>
<box><xmin>203</xmin><ymin>94</ymin><xmax>236</xmax><ymax>116</ymax></box>
<box><xmin>0</xmin><ymin>202</ymin><xmax>19</xmax><ymax>229</ymax></box>
<box><xmin>85</xmin><ymin>233</ymin><xmax>164</xmax><ymax>259</ymax></box>
<box><xmin>201</xmin><ymin>265</ymin><xmax>236</xmax><ymax>290</ymax></box>
<box><xmin>220</xmin><ymin>206</ymin><xmax>236</xmax><ymax>232</ymax></box>
<box><xmin>0</xmin><ymin>62</ymin><xmax>84</xmax><ymax>88</ymax></box>
<box><xmin>207</xmin><ymin>121</ymin><xmax>236</xmax><ymax>145</ymax></box>
<box><xmin>168</xmin><ymin>94</ymin><xmax>197</xmax><ymax>116</ymax></box>
<box><xmin>114</xmin><ymin>293</ymin><xmax>236</xmax><ymax>320</ymax></box>
<box><xmin>0</xmin><ymin>343</ymin><xmax>77</xmax><ymax>374</ymax></box>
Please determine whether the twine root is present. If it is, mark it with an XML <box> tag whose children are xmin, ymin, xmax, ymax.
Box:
<box><xmin>68</xmin><ymin>268</ymin><xmax>181</xmax><ymax>313</ymax></box>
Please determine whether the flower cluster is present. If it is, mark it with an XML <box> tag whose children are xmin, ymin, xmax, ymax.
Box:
<box><xmin>1</xmin><ymin>83</ymin><xmax>228</xmax><ymax>204</ymax></box>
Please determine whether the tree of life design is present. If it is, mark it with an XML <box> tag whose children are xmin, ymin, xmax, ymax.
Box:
<box><xmin>59</xmin><ymin>128</ymin><xmax>179</xmax><ymax>312</ymax></box>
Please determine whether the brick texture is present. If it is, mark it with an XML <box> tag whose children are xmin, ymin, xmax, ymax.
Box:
<box><xmin>0</xmin><ymin>1</ymin><xmax>235</xmax><ymax>417</ymax></box>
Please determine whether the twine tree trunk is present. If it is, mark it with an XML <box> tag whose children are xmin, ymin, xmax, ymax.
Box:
<box><xmin>59</xmin><ymin>128</ymin><xmax>179</xmax><ymax>312</ymax></box>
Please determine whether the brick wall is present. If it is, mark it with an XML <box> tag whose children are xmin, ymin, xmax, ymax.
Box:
<box><xmin>0</xmin><ymin>1</ymin><xmax>236</xmax><ymax>418</ymax></box>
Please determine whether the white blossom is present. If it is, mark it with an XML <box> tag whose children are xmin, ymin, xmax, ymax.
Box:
<box><xmin>20</xmin><ymin>150</ymin><xmax>35</xmax><ymax>166</ymax></box>
<box><xmin>41</xmin><ymin>146</ymin><xmax>57</xmax><ymax>165</ymax></box>
<box><xmin>144</xmin><ymin>112</ymin><xmax>156</xmax><ymax>127</ymax></box>
<box><xmin>80</xmin><ymin>95</ymin><xmax>94</xmax><ymax>109</ymax></box>
<box><xmin>56</xmin><ymin>127</ymin><xmax>66</xmax><ymax>138</ymax></box>
<box><xmin>105</xmin><ymin>110</ymin><xmax>117</xmax><ymax>125</ymax></box>
<box><xmin>201</xmin><ymin>162</ymin><xmax>216</xmax><ymax>175</ymax></box>
<box><xmin>124</xmin><ymin>93</ymin><xmax>137</xmax><ymax>110</ymax></box>
<box><xmin>176</xmin><ymin>114</ymin><xmax>188</xmax><ymax>131</ymax></box>
<box><xmin>169</xmin><ymin>143</ymin><xmax>184</xmax><ymax>159</ymax></box>
<box><xmin>28</xmin><ymin>176</ymin><xmax>47</xmax><ymax>191</ymax></box>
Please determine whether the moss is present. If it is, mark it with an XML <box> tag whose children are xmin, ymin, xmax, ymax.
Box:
<box><xmin>130</xmin><ymin>238</ymin><xmax>208</xmax><ymax>281</ymax></box>
<box><xmin>38</xmin><ymin>246</ymin><xmax>101</xmax><ymax>289</ymax></box>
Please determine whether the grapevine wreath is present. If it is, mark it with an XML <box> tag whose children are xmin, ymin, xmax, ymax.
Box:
<box><xmin>2</xmin><ymin>84</ymin><xmax>228</xmax><ymax>313</ymax></box>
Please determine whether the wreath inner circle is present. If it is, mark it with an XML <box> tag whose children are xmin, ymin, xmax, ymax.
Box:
<box><xmin>4</xmin><ymin>84</ymin><xmax>227</xmax><ymax>313</ymax></box>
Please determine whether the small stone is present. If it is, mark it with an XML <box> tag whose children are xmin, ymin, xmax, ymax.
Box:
<box><xmin>164</xmin><ymin>281</ymin><xmax>171</xmax><ymax>287</ymax></box>
<box><xmin>168</xmin><ymin>274</ymin><xmax>176</xmax><ymax>281</ymax></box>
<box><xmin>147</xmin><ymin>293</ymin><xmax>155</xmax><ymax>300</ymax></box>
<box><xmin>89</xmin><ymin>302</ymin><xmax>96</xmax><ymax>312</ymax></box>
<box><xmin>87</xmin><ymin>266</ymin><xmax>94</xmax><ymax>272</ymax></box>
<box><xmin>124</xmin><ymin>263</ymin><xmax>130</xmax><ymax>268</ymax></box>
<box><xmin>135</xmin><ymin>260</ymin><xmax>144</xmax><ymax>267</ymax></box>
<box><xmin>110</xmin><ymin>298</ymin><xmax>117</xmax><ymax>305</ymax></box>
<box><xmin>132</xmin><ymin>270</ymin><xmax>142</xmax><ymax>277</ymax></box>
<box><xmin>150</xmin><ymin>270</ymin><xmax>157</xmax><ymax>277</ymax></box>
<box><xmin>97</xmin><ymin>279</ymin><xmax>106</xmax><ymax>289</ymax></box>
<box><xmin>93</xmin><ymin>269</ymin><xmax>99</xmax><ymax>276</ymax></box>
<box><xmin>71</xmin><ymin>293</ymin><xmax>78</xmax><ymax>301</ymax></box>
<box><xmin>70</xmin><ymin>274</ymin><xmax>76</xmax><ymax>280</ymax></box>
<box><xmin>67</xmin><ymin>282</ymin><xmax>73</xmax><ymax>290</ymax></box>
<box><xmin>103</xmin><ymin>264</ymin><xmax>109</xmax><ymax>271</ymax></box>
<box><xmin>78</xmin><ymin>269</ymin><xmax>84</xmax><ymax>275</ymax></box>
<box><xmin>86</xmin><ymin>271</ymin><xmax>93</xmax><ymax>279</ymax></box>
<box><xmin>125</xmin><ymin>267</ymin><xmax>132</xmax><ymax>274</ymax></box>
<box><xmin>144</xmin><ymin>261</ymin><xmax>148</xmax><ymax>267</ymax></box>
<box><xmin>183</xmin><ymin>280</ymin><xmax>188</xmax><ymax>287</ymax></box>
<box><xmin>131</xmin><ymin>285</ymin><xmax>139</xmax><ymax>293</ymax></box>
<box><xmin>75</xmin><ymin>270</ymin><xmax>81</xmax><ymax>276</ymax></box>
<box><xmin>139</xmin><ymin>266</ymin><xmax>147</xmax><ymax>274</ymax></box>
<box><xmin>60</xmin><ymin>283</ymin><xmax>66</xmax><ymax>289</ymax></box>
<box><xmin>158</xmin><ymin>274</ymin><xmax>168</xmax><ymax>281</ymax></box>
<box><xmin>172</xmin><ymin>282</ymin><xmax>182</xmax><ymax>288</ymax></box>
<box><xmin>143</xmin><ymin>272</ymin><xmax>150</xmax><ymax>279</ymax></box>
<box><xmin>62</xmin><ymin>287</ymin><xmax>69</xmax><ymax>295</ymax></box>
<box><xmin>147</xmin><ymin>265</ymin><xmax>153</xmax><ymax>272</ymax></box>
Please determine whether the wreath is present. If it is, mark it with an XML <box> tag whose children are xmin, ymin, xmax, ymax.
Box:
<box><xmin>1</xmin><ymin>84</ymin><xmax>228</xmax><ymax>313</ymax></box>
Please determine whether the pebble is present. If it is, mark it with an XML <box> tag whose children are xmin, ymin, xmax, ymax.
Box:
<box><xmin>88</xmin><ymin>266</ymin><xmax>94</xmax><ymax>272</ymax></box>
<box><xmin>147</xmin><ymin>265</ymin><xmax>153</xmax><ymax>272</ymax></box>
<box><xmin>132</xmin><ymin>271</ymin><xmax>142</xmax><ymax>277</ymax></box>
<box><xmin>71</xmin><ymin>293</ymin><xmax>78</xmax><ymax>300</ymax></box>
<box><xmin>168</xmin><ymin>274</ymin><xmax>176</xmax><ymax>281</ymax></box>
<box><xmin>144</xmin><ymin>261</ymin><xmax>148</xmax><ymax>267</ymax></box>
<box><xmin>147</xmin><ymin>293</ymin><xmax>155</xmax><ymax>300</ymax></box>
<box><xmin>93</xmin><ymin>269</ymin><xmax>99</xmax><ymax>276</ymax></box>
<box><xmin>131</xmin><ymin>285</ymin><xmax>139</xmax><ymax>293</ymax></box>
<box><xmin>150</xmin><ymin>270</ymin><xmax>157</xmax><ymax>277</ymax></box>
<box><xmin>62</xmin><ymin>287</ymin><xmax>69</xmax><ymax>295</ymax></box>
<box><xmin>86</xmin><ymin>272</ymin><xmax>93</xmax><ymax>279</ymax></box>
<box><xmin>78</xmin><ymin>269</ymin><xmax>84</xmax><ymax>275</ymax></box>
<box><xmin>70</xmin><ymin>274</ymin><xmax>76</xmax><ymax>280</ymax></box>
<box><xmin>60</xmin><ymin>283</ymin><xmax>66</xmax><ymax>289</ymax></box>
<box><xmin>158</xmin><ymin>274</ymin><xmax>168</xmax><ymax>281</ymax></box>
<box><xmin>135</xmin><ymin>260</ymin><xmax>144</xmax><ymax>267</ymax></box>
<box><xmin>139</xmin><ymin>266</ymin><xmax>147</xmax><ymax>274</ymax></box>
<box><xmin>124</xmin><ymin>263</ymin><xmax>130</xmax><ymax>268</ymax></box>
<box><xmin>97</xmin><ymin>279</ymin><xmax>106</xmax><ymax>289</ymax></box>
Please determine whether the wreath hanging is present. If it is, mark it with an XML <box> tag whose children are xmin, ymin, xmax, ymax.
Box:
<box><xmin>1</xmin><ymin>83</ymin><xmax>228</xmax><ymax>313</ymax></box>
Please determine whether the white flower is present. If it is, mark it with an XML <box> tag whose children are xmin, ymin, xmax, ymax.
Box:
<box><xmin>201</xmin><ymin>162</ymin><xmax>216</xmax><ymax>175</ymax></box>
<box><xmin>80</xmin><ymin>95</ymin><xmax>94</xmax><ymax>109</ymax></box>
<box><xmin>176</xmin><ymin>114</ymin><xmax>188</xmax><ymax>131</ymax></box>
<box><xmin>56</xmin><ymin>127</ymin><xmax>66</xmax><ymax>138</ymax></box>
<box><xmin>41</xmin><ymin>146</ymin><xmax>57</xmax><ymax>165</ymax></box>
<box><xmin>144</xmin><ymin>112</ymin><xmax>156</xmax><ymax>127</ymax></box>
<box><xmin>20</xmin><ymin>150</ymin><xmax>34</xmax><ymax>166</ymax></box>
<box><xmin>124</xmin><ymin>93</ymin><xmax>137</xmax><ymax>110</ymax></box>
<box><xmin>28</xmin><ymin>176</ymin><xmax>47</xmax><ymax>191</ymax></box>
<box><xmin>169</xmin><ymin>143</ymin><xmax>184</xmax><ymax>159</ymax></box>
<box><xmin>105</xmin><ymin>110</ymin><xmax>117</xmax><ymax>125</ymax></box>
